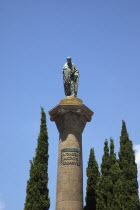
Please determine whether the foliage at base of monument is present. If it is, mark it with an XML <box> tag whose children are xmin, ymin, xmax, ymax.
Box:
<box><xmin>85</xmin><ymin>121</ymin><xmax>139</xmax><ymax>209</ymax></box>
<box><xmin>107</xmin><ymin>138</ymin><xmax>123</xmax><ymax>210</ymax></box>
<box><xmin>96</xmin><ymin>139</ymin><xmax>123</xmax><ymax>210</ymax></box>
<box><xmin>84</xmin><ymin>148</ymin><xmax>100</xmax><ymax>210</ymax></box>
<box><xmin>96</xmin><ymin>140</ymin><xmax>111</xmax><ymax>210</ymax></box>
<box><xmin>24</xmin><ymin>108</ymin><xmax>50</xmax><ymax>210</ymax></box>
<box><xmin>118</xmin><ymin>120</ymin><xmax>139</xmax><ymax>210</ymax></box>
<box><xmin>139</xmin><ymin>202</ymin><xmax>140</xmax><ymax>210</ymax></box>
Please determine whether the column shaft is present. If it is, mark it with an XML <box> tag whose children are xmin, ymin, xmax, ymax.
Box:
<box><xmin>49</xmin><ymin>97</ymin><xmax>93</xmax><ymax>210</ymax></box>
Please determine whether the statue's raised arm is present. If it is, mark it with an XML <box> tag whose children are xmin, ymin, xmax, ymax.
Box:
<box><xmin>62</xmin><ymin>57</ymin><xmax>79</xmax><ymax>97</ymax></box>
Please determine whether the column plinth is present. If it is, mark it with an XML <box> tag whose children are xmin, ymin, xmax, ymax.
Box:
<box><xmin>49</xmin><ymin>96</ymin><xmax>93</xmax><ymax>210</ymax></box>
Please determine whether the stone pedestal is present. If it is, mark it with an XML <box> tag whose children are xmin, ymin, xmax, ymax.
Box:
<box><xmin>49</xmin><ymin>96</ymin><xmax>93</xmax><ymax>210</ymax></box>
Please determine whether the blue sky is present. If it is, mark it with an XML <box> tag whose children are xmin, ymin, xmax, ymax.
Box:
<box><xmin>0</xmin><ymin>1</ymin><xmax>140</xmax><ymax>209</ymax></box>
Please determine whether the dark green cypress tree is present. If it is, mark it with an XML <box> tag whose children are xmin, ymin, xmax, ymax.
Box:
<box><xmin>96</xmin><ymin>140</ymin><xmax>112</xmax><ymax>210</ymax></box>
<box><xmin>85</xmin><ymin>148</ymin><xmax>100</xmax><ymax>210</ymax></box>
<box><xmin>24</xmin><ymin>108</ymin><xmax>50</xmax><ymax>210</ymax></box>
<box><xmin>139</xmin><ymin>202</ymin><xmax>140</xmax><ymax>210</ymax></box>
<box><xmin>97</xmin><ymin>139</ymin><xmax>123</xmax><ymax>210</ymax></box>
<box><xmin>118</xmin><ymin>120</ymin><xmax>139</xmax><ymax>210</ymax></box>
<box><xmin>138</xmin><ymin>201</ymin><xmax>140</xmax><ymax>210</ymax></box>
<box><xmin>109</xmin><ymin>138</ymin><xmax>122</xmax><ymax>210</ymax></box>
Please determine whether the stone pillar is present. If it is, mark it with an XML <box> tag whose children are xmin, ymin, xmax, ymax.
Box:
<box><xmin>49</xmin><ymin>96</ymin><xmax>93</xmax><ymax>210</ymax></box>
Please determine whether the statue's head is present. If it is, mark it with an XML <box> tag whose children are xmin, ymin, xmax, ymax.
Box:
<box><xmin>66</xmin><ymin>57</ymin><xmax>72</xmax><ymax>64</ymax></box>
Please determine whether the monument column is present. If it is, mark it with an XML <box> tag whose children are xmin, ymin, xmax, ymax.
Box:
<box><xmin>49</xmin><ymin>96</ymin><xmax>93</xmax><ymax>210</ymax></box>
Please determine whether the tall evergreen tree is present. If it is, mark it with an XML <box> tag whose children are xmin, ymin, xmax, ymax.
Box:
<box><xmin>24</xmin><ymin>108</ymin><xmax>50</xmax><ymax>210</ymax></box>
<box><xmin>118</xmin><ymin>120</ymin><xmax>139</xmax><ymax>210</ymax></box>
<box><xmin>138</xmin><ymin>201</ymin><xmax>140</xmax><ymax>210</ymax></box>
<box><xmin>109</xmin><ymin>138</ymin><xmax>122</xmax><ymax>210</ymax></box>
<box><xmin>96</xmin><ymin>140</ymin><xmax>112</xmax><ymax>210</ymax></box>
<box><xmin>85</xmin><ymin>148</ymin><xmax>100</xmax><ymax>210</ymax></box>
<box><xmin>97</xmin><ymin>139</ymin><xmax>122</xmax><ymax>210</ymax></box>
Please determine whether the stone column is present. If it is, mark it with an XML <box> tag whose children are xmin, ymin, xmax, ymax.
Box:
<box><xmin>49</xmin><ymin>96</ymin><xmax>93</xmax><ymax>210</ymax></box>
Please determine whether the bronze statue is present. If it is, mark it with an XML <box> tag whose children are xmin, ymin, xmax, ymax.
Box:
<box><xmin>62</xmin><ymin>57</ymin><xmax>79</xmax><ymax>97</ymax></box>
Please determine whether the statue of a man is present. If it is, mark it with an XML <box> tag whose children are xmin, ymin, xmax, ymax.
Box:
<box><xmin>62</xmin><ymin>57</ymin><xmax>79</xmax><ymax>97</ymax></box>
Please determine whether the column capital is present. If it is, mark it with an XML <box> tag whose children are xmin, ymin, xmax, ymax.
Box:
<box><xmin>49</xmin><ymin>96</ymin><xmax>94</xmax><ymax>122</ymax></box>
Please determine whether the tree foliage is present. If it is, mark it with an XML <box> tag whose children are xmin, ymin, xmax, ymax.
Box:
<box><xmin>96</xmin><ymin>140</ymin><xmax>112</xmax><ymax>210</ymax></box>
<box><xmin>86</xmin><ymin>121</ymin><xmax>139</xmax><ymax>210</ymax></box>
<box><xmin>108</xmin><ymin>138</ymin><xmax>122</xmax><ymax>210</ymax></box>
<box><xmin>85</xmin><ymin>148</ymin><xmax>100</xmax><ymax>210</ymax></box>
<box><xmin>118</xmin><ymin>120</ymin><xmax>139</xmax><ymax>210</ymax></box>
<box><xmin>96</xmin><ymin>139</ymin><xmax>123</xmax><ymax>210</ymax></box>
<box><xmin>24</xmin><ymin>108</ymin><xmax>50</xmax><ymax>210</ymax></box>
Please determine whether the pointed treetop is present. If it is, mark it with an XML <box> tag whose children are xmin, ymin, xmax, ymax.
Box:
<box><xmin>110</xmin><ymin>138</ymin><xmax>114</xmax><ymax>155</ymax></box>
<box><xmin>120</xmin><ymin>120</ymin><xmax>130</xmax><ymax>146</ymax></box>
<box><xmin>89</xmin><ymin>148</ymin><xmax>95</xmax><ymax>159</ymax></box>
<box><xmin>87</xmin><ymin>148</ymin><xmax>98</xmax><ymax>172</ymax></box>
<box><xmin>121</xmin><ymin>120</ymin><xmax>128</xmax><ymax>136</ymax></box>
<box><xmin>101</xmin><ymin>140</ymin><xmax>110</xmax><ymax>176</ymax></box>
<box><xmin>104</xmin><ymin>139</ymin><xmax>109</xmax><ymax>157</ymax></box>
<box><xmin>40</xmin><ymin>107</ymin><xmax>47</xmax><ymax>132</ymax></box>
<box><xmin>41</xmin><ymin>106</ymin><xmax>44</xmax><ymax>111</ymax></box>
<box><xmin>87</xmin><ymin>148</ymin><xmax>99</xmax><ymax>170</ymax></box>
<box><xmin>85</xmin><ymin>147</ymin><xmax>100</xmax><ymax>210</ymax></box>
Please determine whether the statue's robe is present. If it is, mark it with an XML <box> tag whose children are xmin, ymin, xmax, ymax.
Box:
<box><xmin>63</xmin><ymin>63</ymin><xmax>79</xmax><ymax>96</ymax></box>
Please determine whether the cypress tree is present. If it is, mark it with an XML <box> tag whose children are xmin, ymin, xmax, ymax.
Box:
<box><xmin>109</xmin><ymin>138</ymin><xmax>122</xmax><ymax>210</ymax></box>
<box><xmin>85</xmin><ymin>148</ymin><xmax>100</xmax><ymax>210</ymax></box>
<box><xmin>118</xmin><ymin>120</ymin><xmax>139</xmax><ymax>210</ymax></box>
<box><xmin>97</xmin><ymin>139</ymin><xmax>122</xmax><ymax>210</ymax></box>
<box><xmin>96</xmin><ymin>140</ymin><xmax>112</xmax><ymax>210</ymax></box>
<box><xmin>24</xmin><ymin>108</ymin><xmax>50</xmax><ymax>210</ymax></box>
